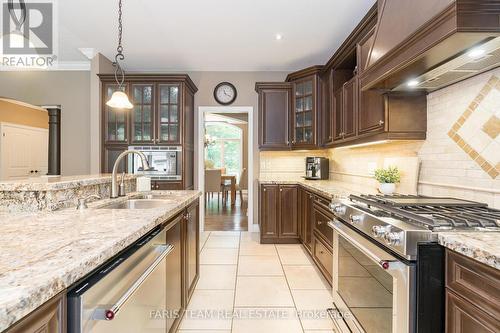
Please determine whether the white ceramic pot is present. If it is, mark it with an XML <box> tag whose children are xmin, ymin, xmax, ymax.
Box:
<box><xmin>379</xmin><ymin>183</ymin><xmax>396</xmax><ymax>195</ymax></box>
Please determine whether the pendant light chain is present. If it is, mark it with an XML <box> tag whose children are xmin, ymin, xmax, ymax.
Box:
<box><xmin>113</xmin><ymin>0</ymin><xmax>126</xmax><ymax>89</ymax></box>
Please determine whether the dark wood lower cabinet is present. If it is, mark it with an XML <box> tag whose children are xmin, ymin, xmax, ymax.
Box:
<box><xmin>185</xmin><ymin>201</ymin><xmax>200</xmax><ymax>303</ymax></box>
<box><xmin>299</xmin><ymin>188</ymin><xmax>314</xmax><ymax>254</ymax></box>
<box><xmin>6</xmin><ymin>293</ymin><xmax>66</xmax><ymax>333</ymax></box>
<box><xmin>259</xmin><ymin>184</ymin><xmax>299</xmax><ymax>243</ymax></box>
<box><xmin>445</xmin><ymin>249</ymin><xmax>500</xmax><ymax>333</ymax></box>
<box><xmin>152</xmin><ymin>181</ymin><xmax>183</xmax><ymax>190</ymax></box>
<box><xmin>312</xmin><ymin>232</ymin><xmax>333</xmax><ymax>284</ymax></box>
<box><xmin>260</xmin><ymin>182</ymin><xmax>334</xmax><ymax>284</ymax></box>
<box><xmin>165</xmin><ymin>213</ymin><xmax>184</xmax><ymax>333</ymax></box>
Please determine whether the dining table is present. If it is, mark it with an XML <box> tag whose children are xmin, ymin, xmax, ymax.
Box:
<box><xmin>221</xmin><ymin>174</ymin><xmax>237</xmax><ymax>206</ymax></box>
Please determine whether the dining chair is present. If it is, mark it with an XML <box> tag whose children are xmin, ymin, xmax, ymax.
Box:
<box><xmin>235</xmin><ymin>168</ymin><xmax>247</xmax><ymax>206</ymax></box>
<box><xmin>204</xmin><ymin>169</ymin><xmax>222</xmax><ymax>209</ymax></box>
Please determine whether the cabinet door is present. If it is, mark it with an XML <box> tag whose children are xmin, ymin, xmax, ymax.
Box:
<box><xmin>103</xmin><ymin>83</ymin><xmax>128</xmax><ymax>144</ymax></box>
<box><xmin>158</xmin><ymin>84</ymin><xmax>181</xmax><ymax>144</ymax></box>
<box><xmin>332</xmin><ymin>88</ymin><xmax>343</xmax><ymax>141</ymax></box>
<box><xmin>358</xmin><ymin>89</ymin><xmax>386</xmax><ymax>135</ymax></box>
<box><xmin>103</xmin><ymin>145</ymin><xmax>127</xmax><ymax>173</ymax></box>
<box><xmin>258</xmin><ymin>87</ymin><xmax>291</xmax><ymax>149</ymax></box>
<box><xmin>292</xmin><ymin>78</ymin><xmax>316</xmax><ymax>148</ymax></box>
<box><xmin>7</xmin><ymin>294</ymin><xmax>65</xmax><ymax>333</ymax></box>
<box><xmin>299</xmin><ymin>190</ymin><xmax>313</xmax><ymax>249</ymax></box>
<box><xmin>279</xmin><ymin>185</ymin><xmax>299</xmax><ymax>238</ymax></box>
<box><xmin>165</xmin><ymin>215</ymin><xmax>183</xmax><ymax>332</ymax></box>
<box><xmin>342</xmin><ymin>77</ymin><xmax>357</xmax><ymax>139</ymax></box>
<box><xmin>303</xmin><ymin>191</ymin><xmax>314</xmax><ymax>253</ymax></box>
<box><xmin>260</xmin><ymin>185</ymin><xmax>280</xmax><ymax>239</ymax></box>
<box><xmin>130</xmin><ymin>84</ymin><xmax>155</xmax><ymax>144</ymax></box>
<box><xmin>446</xmin><ymin>291</ymin><xmax>499</xmax><ymax>333</ymax></box>
<box><xmin>320</xmin><ymin>71</ymin><xmax>333</xmax><ymax>146</ymax></box>
<box><xmin>186</xmin><ymin>202</ymin><xmax>200</xmax><ymax>302</ymax></box>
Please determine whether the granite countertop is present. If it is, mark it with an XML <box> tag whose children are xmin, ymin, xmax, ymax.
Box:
<box><xmin>0</xmin><ymin>174</ymin><xmax>138</xmax><ymax>192</ymax></box>
<box><xmin>258</xmin><ymin>177</ymin><xmax>377</xmax><ymax>199</ymax></box>
<box><xmin>259</xmin><ymin>176</ymin><xmax>499</xmax><ymax>271</ymax></box>
<box><xmin>438</xmin><ymin>232</ymin><xmax>499</xmax><ymax>270</ymax></box>
<box><xmin>0</xmin><ymin>190</ymin><xmax>201</xmax><ymax>332</ymax></box>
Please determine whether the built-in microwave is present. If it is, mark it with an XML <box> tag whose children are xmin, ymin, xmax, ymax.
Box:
<box><xmin>128</xmin><ymin>146</ymin><xmax>182</xmax><ymax>181</ymax></box>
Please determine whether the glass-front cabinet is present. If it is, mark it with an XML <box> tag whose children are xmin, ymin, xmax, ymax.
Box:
<box><xmin>158</xmin><ymin>84</ymin><xmax>181</xmax><ymax>144</ymax></box>
<box><xmin>131</xmin><ymin>84</ymin><xmax>155</xmax><ymax>144</ymax></box>
<box><xmin>291</xmin><ymin>75</ymin><xmax>317</xmax><ymax>149</ymax></box>
<box><xmin>103</xmin><ymin>83</ymin><xmax>128</xmax><ymax>144</ymax></box>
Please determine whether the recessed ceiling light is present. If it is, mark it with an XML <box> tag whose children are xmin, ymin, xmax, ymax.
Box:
<box><xmin>467</xmin><ymin>48</ymin><xmax>485</xmax><ymax>59</ymax></box>
<box><xmin>275</xmin><ymin>34</ymin><xmax>283</xmax><ymax>41</ymax></box>
<box><xmin>407</xmin><ymin>79</ymin><xmax>419</xmax><ymax>87</ymax></box>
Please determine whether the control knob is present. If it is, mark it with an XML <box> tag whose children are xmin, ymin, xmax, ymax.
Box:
<box><xmin>383</xmin><ymin>232</ymin><xmax>402</xmax><ymax>246</ymax></box>
<box><xmin>349</xmin><ymin>214</ymin><xmax>363</xmax><ymax>224</ymax></box>
<box><xmin>371</xmin><ymin>225</ymin><xmax>386</xmax><ymax>238</ymax></box>
<box><xmin>330</xmin><ymin>203</ymin><xmax>346</xmax><ymax>215</ymax></box>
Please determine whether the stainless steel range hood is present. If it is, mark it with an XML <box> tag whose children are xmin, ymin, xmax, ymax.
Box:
<box><xmin>394</xmin><ymin>36</ymin><xmax>500</xmax><ymax>91</ymax></box>
<box><xmin>360</xmin><ymin>0</ymin><xmax>500</xmax><ymax>93</ymax></box>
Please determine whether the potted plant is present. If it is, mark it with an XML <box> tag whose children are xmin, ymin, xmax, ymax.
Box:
<box><xmin>374</xmin><ymin>166</ymin><xmax>401</xmax><ymax>195</ymax></box>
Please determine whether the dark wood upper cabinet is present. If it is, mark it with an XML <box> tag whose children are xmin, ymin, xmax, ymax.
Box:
<box><xmin>100</xmin><ymin>74</ymin><xmax>197</xmax><ymax>191</ymax></box>
<box><xmin>342</xmin><ymin>77</ymin><xmax>357</xmax><ymax>140</ymax></box>
<box><xmin>103</xmin><ymin>83</ymin><xmax>129</xmax><ymax>144</ymax></box>
<box><xmin>256</xmin><ymin>83</ymin><xmax>292</xmax><ymax>150</ymax></box>
<box><xmin>291</xmin><ymin>76</ymin><xmax>317</xmax><ymax>148</ymax></box>
<box><xmin>130</xmin><ymin>83</ymin><xmax>155</xmax><ymax>144</ymax></box>
<box><xmin>157</xmin><ymin>84</ymin><xmax>181</xmax><ymax>144</ymax></box>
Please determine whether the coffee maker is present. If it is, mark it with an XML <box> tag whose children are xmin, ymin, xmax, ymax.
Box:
<box><xmin>305</xmin><ymin>157</ymin><xmax>329</xmax><ymax>180</ymax></box>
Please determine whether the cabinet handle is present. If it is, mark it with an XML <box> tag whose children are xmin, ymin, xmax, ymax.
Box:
<box><xmin>263</xmin><ymin>188</ymin><xmax>267</xmax><ymax>192</ymax></box>
<box><xmin>318</xmin><ymin>221</ymin><xmax>323</xmax><ymax>225</ymax></box>
<box><xmin>280</xmin><ymin>188</ymin><xmax>283</xmax><ymax>192</ymax></box>
<box><xmin>309</xmin><ymin>194</ymin><xmax>313</xmax><ymax>199</ymax></box>
<box><xmin>292</xmin><ymin>140</ymin><xmax>296</xmax><ymax>144</ymax></box>
<box><xmin>379</xmin><ymin>120</ymin><xmax>385</xmax><ymax>126</ymax></box>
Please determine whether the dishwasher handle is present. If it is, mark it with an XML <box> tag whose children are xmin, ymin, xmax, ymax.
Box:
<box><xmin>94</xmin><ymin>244</ymin><xmax>174</xmax><ymax>321</ymax></box>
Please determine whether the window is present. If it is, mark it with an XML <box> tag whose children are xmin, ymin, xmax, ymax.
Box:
<box><xmin>205</xmin><ymin>122</ymin><xmax>242</xmax><ymax>177</ymax></box>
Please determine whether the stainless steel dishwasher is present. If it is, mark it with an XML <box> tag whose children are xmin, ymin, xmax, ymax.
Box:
<box><xmin>67</xmin><ymin>225</ymin><xmax>173</xmax><ymax>333</ymax></box>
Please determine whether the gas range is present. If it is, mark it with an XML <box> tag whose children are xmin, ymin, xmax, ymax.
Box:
<box><xmin>329</xmin><ymin>194</ymin><xmax>500</xmax><ymax>260</ymax></box>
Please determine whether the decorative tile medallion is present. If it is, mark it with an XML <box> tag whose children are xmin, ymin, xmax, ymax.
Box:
<box><xmin>448</xmin><ymin>76</ymin><xmax>500</xmax><ymax>179</ymax></box>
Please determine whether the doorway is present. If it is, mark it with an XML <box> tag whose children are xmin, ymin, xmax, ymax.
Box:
<box><xmin>198</xmin><ymin>106</ymin><xmax>254</xmax><ymax>232</ymax></box>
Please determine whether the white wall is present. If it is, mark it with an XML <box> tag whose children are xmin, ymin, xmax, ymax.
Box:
<box><xmin>0</xmin><ymin>71</ymin><xmax>90</xmax><ymax>175</ymax></box>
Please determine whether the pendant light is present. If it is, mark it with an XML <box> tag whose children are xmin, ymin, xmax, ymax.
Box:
<box><xmin>106</xmin><ymin>0</ymin><xmax>133</xmax><ymax>109</ymax></box>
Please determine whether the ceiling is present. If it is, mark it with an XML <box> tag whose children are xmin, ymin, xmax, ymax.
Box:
<box><xmin>58</xmin><ymin>0</ymin><xmax>376</xmax><ymax>71</ymax></box>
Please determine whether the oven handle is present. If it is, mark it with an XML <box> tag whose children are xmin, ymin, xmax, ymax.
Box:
<box><xmin>328</xmin><ymin>219</ymin><xmax>400</xmax><ymax>269</ymax></box>
<box><xmin>94</xmin><ymin>244</ymin><xmax>174</xmax><ymax>321</ymax></box>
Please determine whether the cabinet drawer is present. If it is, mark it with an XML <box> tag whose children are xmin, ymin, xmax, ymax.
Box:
<box><xmin>313</xmin><ymin>203</ymin><xmax>333</xmax><ymax>243</ymax></box>
<box><xmin>446</xmin><ymin>290</ymin><xmax>500</xmax><ymax>333</ymax></box>
<box><xmin>446</xmin><ymin>250</ymin><xmax>500</xmax><ymax>318</ymax></box>
<box><xmin>313</xmin><ymin>235</ymin><xmax>333</xmax><ymax>283</ymax></box>
<box><xmin>314</xmin><ymin>194</ymin><xmax>332</xmax><ymax>212</ymax></box>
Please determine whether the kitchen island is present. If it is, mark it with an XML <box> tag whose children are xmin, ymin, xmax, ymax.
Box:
<box><xmin>0</xmin><ymin>187</ymin><xmax>200</xmax><ymax>332</ymax></box>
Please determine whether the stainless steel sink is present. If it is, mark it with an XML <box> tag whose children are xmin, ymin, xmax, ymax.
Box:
<box><xmin>98</xmin><ymin>199</ymin><xmax>169</xmax><ymax>210</ymax></box>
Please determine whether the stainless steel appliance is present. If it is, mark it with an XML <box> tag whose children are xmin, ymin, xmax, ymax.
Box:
<box><xmin>305</xmin><ymin>157</ymin><xmax>329</xmax><ymax>180</ymax></box>
<box><xmin>328</xmin><ymin>194</ymin><xmax>500</xmax><ymax>333</ymax></box>
<box><xmin>128</xmin><ymin>146</ymin><xmax>181</xmax><ymax>181</ymax></box>
<box><xmin>67</xmin><ymin>226</ymin><xmax>173</xmax><ymax>333</ymax></box>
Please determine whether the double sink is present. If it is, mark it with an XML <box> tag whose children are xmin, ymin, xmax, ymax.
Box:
<box><xmin>97</xmin><ymin>194</ymin><xmax>176</xmax><ymax>210</ymax></box>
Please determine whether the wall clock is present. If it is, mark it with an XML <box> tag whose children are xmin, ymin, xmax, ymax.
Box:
<box><xmin>214</xmin><ymin>82</ymin><xmax>237</xmax><ymax>105</ymax></box>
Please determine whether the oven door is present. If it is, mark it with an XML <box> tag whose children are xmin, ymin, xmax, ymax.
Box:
<box><xmin>328</xmin><ymin>220</ymin><xmax>416</xmax><ymax>333</ymax></box>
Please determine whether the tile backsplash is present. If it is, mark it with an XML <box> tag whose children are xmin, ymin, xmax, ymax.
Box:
<box><xmin>260</xmin><ymin>68</ymin><xmax>500</xmax><ymax>208</ymax></box>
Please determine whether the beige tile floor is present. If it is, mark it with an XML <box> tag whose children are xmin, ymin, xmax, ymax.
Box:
<box><xmin>178</xmin><ymin>231</ymin><xmax>335</xmax><ymax>333</ymax></box>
